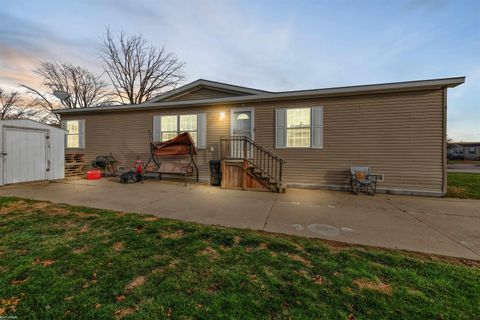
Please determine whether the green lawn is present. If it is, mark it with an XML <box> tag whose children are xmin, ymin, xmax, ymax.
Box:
<box><xmin>447</xmin><ymin>172</ymin><xmax>480</xmax><ymax>199</ymax></box>
<box><xmin>1</xmin><ymin>197</ymin><xmax>479</xmax><ymax>319</ymax></box>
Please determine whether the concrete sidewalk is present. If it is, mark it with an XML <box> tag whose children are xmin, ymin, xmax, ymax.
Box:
<box><xmin>448</xmin><ymin>163</ymin><xmax>480</xmax><ymax>174</ymax></box>
<box><xmin>1</xmin><ymin>178</ymin><xmax>480</xmax><ymax>260</ymax></box>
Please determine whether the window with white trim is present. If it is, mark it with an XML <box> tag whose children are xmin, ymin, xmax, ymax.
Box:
<box><xmin>63</xmin><ymin>120</ymin><xmax>84</xmax><ymax>148</ymax></box>
<box><xmin>286</xmin><ymin>108</ymin><xmax>311</xmax><ymax>147</ymax></box>
<box><xmin>160</xmin><ymin>114</ymin><xmax>198</xmax><ymax>145</ymax></box>
<box><xmin>180</xmin><ymin>114</ymin><xmax>198</xmax><ymax>145</ymax></box>
<box><xmin>160</xmin><ymin>115</ymin><xmax>178</xmax><ymax>141</ymax></box>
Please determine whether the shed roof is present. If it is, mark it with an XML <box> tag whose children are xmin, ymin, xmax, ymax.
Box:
<box><xmin>0</xmin><ymin>119</ymin><xmax>66</xmax><ymax>132</ymax></box>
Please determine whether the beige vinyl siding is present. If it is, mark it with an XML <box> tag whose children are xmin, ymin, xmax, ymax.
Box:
<box><xmin>63</xmin><ymin>88</ymin><xmax>445</xmax><ymax>195</ymax></box>
<box><xmin>64</xmin><ymin>106</ymin><xmax>229</xmax><ymax>181</ymax></box>
<box><xmin>254</xmin><ymin>89</ymin><xmax>445</xmax><ymax>194</ymax></box>
<box><xmin>166</xmin><ymin>87</ymin><xmax>245</xmax><ymax>102</ymax></box>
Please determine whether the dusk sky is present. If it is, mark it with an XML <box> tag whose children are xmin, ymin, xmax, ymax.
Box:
<box><xmin>0</xmin><ymin>0</ymin><xmax>478</xmax><ymax>141</ymax></box>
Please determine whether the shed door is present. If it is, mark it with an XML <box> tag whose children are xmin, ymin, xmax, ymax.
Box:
<box><xmin>3</xmin><ymin>127</ymin><xmax>47</xmax><ymax>184</ymax></box>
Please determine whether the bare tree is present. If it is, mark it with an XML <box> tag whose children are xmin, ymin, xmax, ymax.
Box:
<box><xmin>1</xmin><ymin>88</ymin><xmax>58</xmax><ymax>123</ymax></box>
<box><xmin>20</xmin><ymin>62</ymin><xmax>113</xmax><ymax>123</ymax></box>
<box><xmin>0</xmin><ymin>89</ymin><xmax>39</xmax><ymax>120</ymax></box>
<box><xmin>0</xmin><ymin>89</ymin><xmax>21</xmax><ymax>120</ymax></box>
<box><xmin>100</xmin><ymin>29</ymin><xmax>185</xmax><ymax>104</ymax></box>
<box><xmin>26</xmin><ymin>62</ymin><xmax>111</xmax><ymax>108</ymax></box>
<box><xmin>19</xmin><ymin>85</ymin><xmax>62</xmax><ymax>123</ymax></box>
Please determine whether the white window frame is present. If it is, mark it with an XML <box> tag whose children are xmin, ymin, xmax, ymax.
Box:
<box><xmin>63</xmin><ymin>119</ymin><xmax>85</xmax><ymax>149</ymax></box>
<box><xmin>160</xmin><ymin>115</ymin><xmax>179</xmax><ymax>142</ymax></box>
<box><xmin>286</xmin><ymin>107</ymin><xmax>312</xmax><ymax>148</ymax></box>
<box><xmin>179</xmin><ymin>114</ymin><xmax>198</xmax><ymax>145</ymax></box>
<box><xmin>160</xmin><ymin>114</ymin><xmax>198</xmax><ymax>145</ymax></box>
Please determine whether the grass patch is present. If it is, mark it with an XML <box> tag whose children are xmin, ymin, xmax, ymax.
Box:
<box><xmin>0</xmin><ymin>196</ymin><xmax>479</xmax><ymax>319</ymax></box>
<box><xmin>447</xmin><ymin>173</ymin><xmax>480</xmax><ymax>199</ymax></box>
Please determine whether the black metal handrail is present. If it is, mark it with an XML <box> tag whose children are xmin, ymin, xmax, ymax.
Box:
<box><xmin>220</xmin><ymin>136</ymin><xmax>285</xmax><ymax>185</ymax></box>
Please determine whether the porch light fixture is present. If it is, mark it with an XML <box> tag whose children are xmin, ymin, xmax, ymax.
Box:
<box><xmin>219</xmin><ymin>111</ymin><xmax>226</xmax><ymax>120</ymax></box>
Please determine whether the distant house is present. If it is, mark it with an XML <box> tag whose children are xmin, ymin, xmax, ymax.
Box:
<box><xmin>448</xmin><ymin>143</ymin><xmax>480</xmax><ymax>160</ymax></box>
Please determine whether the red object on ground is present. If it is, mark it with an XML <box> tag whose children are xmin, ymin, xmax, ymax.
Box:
<box><xmin>86</xmin><ymin>170</ymin><xmax>102</xmax><ymax>180</ymax></box>
<box><xmin>134</xmin><ymin>158</ymin><xmax>143</xmax><ymax>174</ymax></box>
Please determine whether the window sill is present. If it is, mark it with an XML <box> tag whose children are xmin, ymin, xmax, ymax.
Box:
<box><xmin>275</xmin><ymin>147</ymin><xmax>323</xmax><ymax>150</ymax></box>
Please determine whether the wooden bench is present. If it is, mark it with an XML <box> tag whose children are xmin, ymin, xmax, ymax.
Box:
<box><xmin>145</xmin><ymin>132</ymin><xmax>199</xmax><ymax>186</ymax></box>
<box><xmin>145</xmin><ymin>156</ymin><xmax>197</xmax><ymax>186</ymax></box>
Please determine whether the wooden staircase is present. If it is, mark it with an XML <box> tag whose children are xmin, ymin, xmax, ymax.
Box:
<box><xmin>220</xmin><ymin>136</ymin><xmax>286</xmax><ymax>192</ymax></box>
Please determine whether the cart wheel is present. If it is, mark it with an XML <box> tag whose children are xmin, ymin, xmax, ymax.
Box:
<box><xmin>353</xmin><ymin>183</ymin><xmax>360</xmax><ymax>195</ymax></box>
<box><xmin>366</xmin><ymin>184</ymin><xmax>375</xmax><ymax>196</ymax></box>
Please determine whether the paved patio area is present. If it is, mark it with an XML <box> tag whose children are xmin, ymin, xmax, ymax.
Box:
<box><xmin>1</xmin><ymin>178</ymin><xmax>480</xmax><ymax>260</ymax></box>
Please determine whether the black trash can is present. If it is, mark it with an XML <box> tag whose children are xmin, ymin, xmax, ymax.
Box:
<box><xmin>209</xmin><ymin>160</ymin><xmax>222</xmax><ymax>186</ymax></box>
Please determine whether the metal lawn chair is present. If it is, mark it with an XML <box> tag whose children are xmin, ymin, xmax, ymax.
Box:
<box><xmin>350</xmin><ymin>167</ymin><xmax>377</xmax><ymax>196</ymax></box>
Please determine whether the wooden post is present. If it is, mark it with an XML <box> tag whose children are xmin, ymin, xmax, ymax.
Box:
<box><xmin>221</xmin><ymin>160</ymin><xmax>226</xmax><ymax>188</ymax></box>
<box><xmin>243</xmin><ymin>137</ymin><xmax>248</xmax><ymax>160</ymax></box>
<box><xmin>242</xmin><ymin>159</ymin><xmax>248</xmax><ymax>190</ymax></box>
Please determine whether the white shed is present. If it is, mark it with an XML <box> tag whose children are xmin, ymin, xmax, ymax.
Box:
<box><xmin>0</xmin><ymin>120</ymin><xmax>65</xmax><ymax>186</ymax></box>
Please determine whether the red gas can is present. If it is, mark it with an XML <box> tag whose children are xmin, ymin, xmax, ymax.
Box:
<box><xmin>86</xmin><ymin>170</ymin><xmax>102</xmax><ymax>180</ymax></box>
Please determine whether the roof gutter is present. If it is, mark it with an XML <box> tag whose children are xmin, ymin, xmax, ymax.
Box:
<box><xmin>54</xmin><ymin>76</ymin><xmax>465</xmax><ymax>115</ymax></box>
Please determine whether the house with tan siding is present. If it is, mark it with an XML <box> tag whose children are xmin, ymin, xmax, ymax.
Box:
<box><xmin>54</xmin><ymin>76</ymin><xmax>465</xmax><ymax>196</ymax></box>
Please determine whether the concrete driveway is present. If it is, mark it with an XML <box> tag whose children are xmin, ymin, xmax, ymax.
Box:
<box><xmin>1</xmin><ymin>178</ymin><xmax>480</xmax><ymax>260</ymax></box>
<box><xmin>448</xmin><ymin>163</ymin><xmax>480</xmax><ymax>174</ymax></box>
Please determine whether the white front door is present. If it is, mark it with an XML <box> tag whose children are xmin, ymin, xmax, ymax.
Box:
<box><xmin>230</xmin><ymin>108</ymin><xmax>254</xmax><ymax>158</ymax></box>
<box><xmin>3</xmin><ymin>127</ymin><xmax>47</xmax><ymax>184</ymax></box>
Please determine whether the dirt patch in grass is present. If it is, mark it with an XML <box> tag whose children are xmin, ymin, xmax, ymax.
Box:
<box><xmin>82</xmin><ymin>273</ymin><xmax>98</xmax><ymax>288</ymax></box>
<box><xmin>124</xmin><ymin>276</ymin><xmax>146</xmax><ymax>294</ymax></box>
<box><xmin>112</xmin><ymin>242</ymin><xmax>124</xmax><ymax>251</ymax></box>
<box><xmin>199</xmin><ymin>246</ymin><xmax>219</xmax><ymax>259</ymax></box>
<box><xmin>312</xmin><ymin>275</ymin><xmax>323</xmax><ymax>285</ymax></box>
<box><xmin>10</xmin><ymin>278</ymin><xmax>27</xmax><ymax>286</ymax></box>
<box><xmin>114</xmin><ymin>306</ymin><xmax>138</xmax><ymax>319</ymax></box>
<box><xmin>143</xmin><ymin>216</ymin><xmax>158</xmax><ymax>222</ymax></box>
<box><xmin>75</xmin><ymin>212</ymin><xmax>99</xmax><ymax>218</ymax></box>
<box><xmin>33</xmin><ymin>258</ymin><xmax>55</xmax><ymax>267</ymax></box>
<box><xmin>207</xmin><ymin>283</ymin><xmax>220</xmax><ymax>293</ymax></box>
<box><xmin>79</xmin><ymin>224</ymin><xmax>90</xmax><ymax>233</ymax></box>
<box><xmin>258</xmin><ymin>243</ymin><xmax>268</xmax><ymax>250</ymax></box>
<box><xmin>44</xmin><ymin>206</ymin><xmax>71</xmax><ymax>216</ymax></box>
<box><xmin>447</xmin><ymin>186</ymin><xmax>467</xmax><ymax>195</ymax></box>
<box><xmin>288</xmin><ymin>254</ymin><xmax>310</xmax><ymax>266</ymax></box>
<box><xmin>162</xmin><ymin>230</ymin><xmax>184</xmax><ymax>239</ymax></box>
<box><xmin>0</xmin><ymin>296</ymin><xmax>21</xmax><ymax>315</ymax></box>
<box><xmin>353</xmin><ymin>278</ymin><xmax>392</xmax><ymax>295</ymax></box>
<box><xmin>31</xmin><ymin>202</ymin><xmax>51</xmax><ymax>210</ymax></box>
<box><xmin>73</xmin><ymin>246</ymin><xmax>89</xmax><ymax>254</ymax></box>
<box><xmin>234</xmin><ymin>235</ymin><xmax>241</xmax><ymax>245</ymax></box>
<box><xmin>0</xmin><ymin>201</ymin><xmax>29</xmax><ymax>214</ymax></box>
